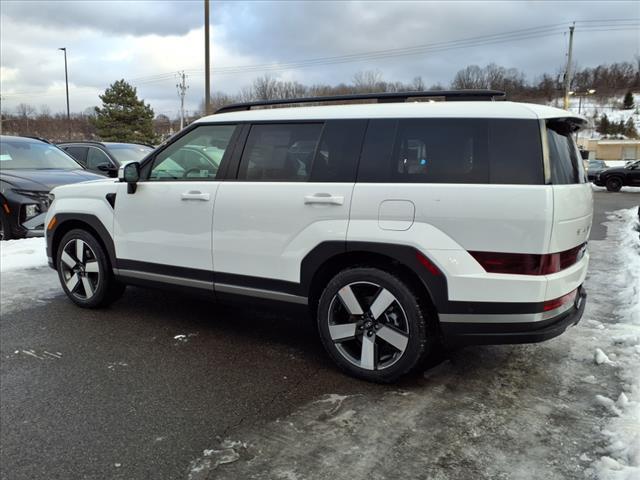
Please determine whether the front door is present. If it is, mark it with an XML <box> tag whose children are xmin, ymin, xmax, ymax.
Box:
<box><xmin>114</xmin><ymin>124</ymin><xmax>237</xmax><ymax>284</ymax></box>
<box><xmin>628</xmin><ymin>161</ymin><xmax>640</xmax><ymax>186</ymax></box>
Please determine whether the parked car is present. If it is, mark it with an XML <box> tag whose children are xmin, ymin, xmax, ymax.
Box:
<box><xmin>586</xmin><ymin>159</ymin><xmax>608</xmax><ymax>182</ymax></box>
<box><xmin>0</xmin><ymin>135</ymin><xmax>104</xmax><ymax>240</ymax></box>
<box><xmin>593</xmin><ymin>159</ymin><xmax>640</xmax><ymax>191</ymax></box>
<box><xmin>58</xmin><ymin>141</ymin><xmax>153</xmax><ymax>177</ymax></box>
<box><xmin>45</xmin><ymin>91</ymin><xmax>592</xmax><ymax>382</ymax></box>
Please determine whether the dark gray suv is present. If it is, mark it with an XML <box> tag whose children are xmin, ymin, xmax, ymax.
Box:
<box><xmin>58</xmin><ymin>141</ymin><xmax>153</xmax><ymax>177</ymax></box>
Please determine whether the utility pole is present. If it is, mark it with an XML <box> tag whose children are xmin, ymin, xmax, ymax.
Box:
<box><xmin>58</xmin><ymin>47</ymin><xmax>71</xmax><ymax>138</ymax></box>
<box><xmin>204</xmin><ymin>0</ymin><xmax>211</xmax><ymax>115</ymax></box>
<box><xmin>563</xmin><ymin>24</ymin><xmax>575</xmax><ymax>110</ymax></box>
<box><xmin>176</xmin><ymin>71</ymin><xmax>188</xmax><ymax>130</ymax></box>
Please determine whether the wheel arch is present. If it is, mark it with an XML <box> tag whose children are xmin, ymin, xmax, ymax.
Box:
<box><xmin>302</xmin><ymin>242</ymin><xmax>448</xmax><ymax>318</ymax></box>
<box><xmin>49</xmin><ymin>214</ymin><xmax>116</xmax><ymax>270</ymax></box>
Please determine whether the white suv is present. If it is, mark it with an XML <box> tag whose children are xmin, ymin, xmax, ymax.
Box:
<box><xmin>45</xmin><ymin>91</ymin><xmax>592</xmax><ymax>382</ymax></box>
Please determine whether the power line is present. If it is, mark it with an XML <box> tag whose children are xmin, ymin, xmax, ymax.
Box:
<box><xmin>126</xmin><ymin>21</ymin><xmax>639</xmax><ymax>83</ymax></box>
<box><xmin>2</xmin><ymin>19</ymin><xmax>638</xmax><ymax>99</ymax></box>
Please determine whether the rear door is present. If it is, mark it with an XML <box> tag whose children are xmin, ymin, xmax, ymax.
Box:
<box><xmin>212</xmin><ymin>120</ymin><xmax>367</xmax><ymax>289</ymax></box>
<box><xmin>113</xmin><ymin>124</ymin><xmax>237</xmax><ymax>283</ymax></box>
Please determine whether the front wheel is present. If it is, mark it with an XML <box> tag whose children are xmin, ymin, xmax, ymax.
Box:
<box><xmin>606</xmin><ymin>177</ymin><xmax>622</xmax><ymax>192</ymax></box>
<box><xmin>0</xmin><ymin>209</ymin><xmax>14</xmax><ymax>240</ymax></box>
<box><xmin>56</xmin><ymin>229</ymin><xmax>125</xmax><ymax>308</ymax></box>
<box><xmin>317</xmin><ymin>267</ymin><xmax>433</xmax><ymax>383</ymax></box>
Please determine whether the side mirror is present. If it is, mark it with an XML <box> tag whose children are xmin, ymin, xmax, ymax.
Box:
<box><xmin>119</xmin><ymin>162</ymin><xmax>140</xmax><ymax>194</ymax></box>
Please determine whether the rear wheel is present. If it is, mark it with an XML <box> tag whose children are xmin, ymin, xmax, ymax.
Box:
<box><xmin>317</xmin><ymin>267</ymin><xmax>433</xmax><ymax>383</ymax></box>
<box><xmin>606</xmin><ymin>177</ymin><xmax>622</xmax><ymax>192</ymax></box>
<box><xmin>56</xmin><ymin>229</ymin><xmax>125</xmax><ymax>308</ymax></box>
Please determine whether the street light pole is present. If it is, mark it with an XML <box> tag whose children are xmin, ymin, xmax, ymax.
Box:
<box><xmin>58</xmin><ymin>47</ymin><xmax>70</xmax><ymax>139</ymax></box>
<box><xmin>204</xmin><ymin>0</ymin><xmax>211</xmax><ymax>115</ymax></box>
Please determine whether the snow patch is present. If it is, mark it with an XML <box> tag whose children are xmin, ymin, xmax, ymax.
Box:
<box><xmin>188</xmin><ymin>440</ymin><xmax>244</xmax><ymax>480</ymax></box>
<box><xmin>0</xmin><ymin>238</ymin><xmax>48</xmax><ymax>272</ymax></box>
<box><xmin>592</xmin><ymin>208</ymin><xmax>640</xmax><ymax>480</ymax></box>
<box><xmin>1</xmin><ymin>238</ymin><xmax>61</xmax><ymax>314</ymax></box>
<box><xmin>595</xmin><ymin>348</ymin><xmax>615</xmax><ymax>365</ymax></box>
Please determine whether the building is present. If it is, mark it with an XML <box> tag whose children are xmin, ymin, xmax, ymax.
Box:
<box><xmin>578</xmin><ymin>138</ymin><xmax>640</xmax><ymax>161</ymax></box>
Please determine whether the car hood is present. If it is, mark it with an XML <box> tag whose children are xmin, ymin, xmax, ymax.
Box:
<box><xmin>599</xmin><ymin>167</ymin><xmax>628</xmax><ymax>175</ymax></box>
<box><xmin>0</xmin><ymin>169</ymin><xmax>105</xmax><ymax>191</ymax></box>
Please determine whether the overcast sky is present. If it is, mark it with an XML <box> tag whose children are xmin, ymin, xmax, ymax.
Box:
<box><xmin>1</xmin><ymin>0</ymin><xmax>638</xmax><ymax>118</ymax></box>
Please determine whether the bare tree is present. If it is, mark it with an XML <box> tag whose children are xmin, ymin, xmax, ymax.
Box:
<box><xmin>253</xmin><ymin>75</ymin><xmax>279</xmax><ymax>100</ymax></box>
<box><xmin>38</xmin><ymin>105</ymin><xmax>51</xmax><ymax>118</ymax></box>
<box><xmin>353</xmin><ymin>70</ymin><xmax>384</xmax><ymax>93</ymax></box>
<box><xmin>411</xmin><ymin>76</ymin><xmax>425</xmax><ymax>91</ymax></box>
<box><xmin>16</xmin><ymin>103</ymin><xmax>36</xmax><ymax>118</ymax></box>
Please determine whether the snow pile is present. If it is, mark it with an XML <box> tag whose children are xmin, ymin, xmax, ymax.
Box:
<box><xmin>0</xmin><ymin>237</ymin><xmax>48</xmax><ymax>272</ymax></box>
<box><xmin>591</xmin><ymin>185</ymin><xmax>640</xmax><ymax>194</ymax></box>
<box><xmin>593</xmin><ymin>208</ymin><xmax>640</xmax><ymax>480</ymax></box>
<box><xmin>0</xmin><ymin>238</ymin><xmax>59</xmax><ymax>314</ymax></box>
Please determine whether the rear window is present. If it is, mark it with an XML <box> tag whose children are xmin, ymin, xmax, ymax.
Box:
<box><xmin>546</xmin><ymin>120</ymin><xmax>586</xmax><ymax>184</ymax></box>
<box><xmin>357</xmin><ymin>118</ymin><xmax>543</xmax><ymax>184</ymax></box>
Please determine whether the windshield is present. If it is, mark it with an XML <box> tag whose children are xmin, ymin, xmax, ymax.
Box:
<box><xmin>0</xmin><ymin>139</ymin><xmax>82</xmax><ymax>170</ymax></box>
<box><xmin>107</xmin><ymin>144</ymin><xmax>153</xmax><ymax>164</ymax></box>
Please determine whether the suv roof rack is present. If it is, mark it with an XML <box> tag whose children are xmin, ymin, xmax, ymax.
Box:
<box><xmin>57</xmin><ymin>140</ymin><xmax>155</xmax><ymax>148</ymax></box>
<box><xmin>215</xmin><ymin>89</ymin><xmax>506</xmax><ymax>114</ymax></box>
<box><xmin>57</xmin><ymin>140</ymin><xmax>105</xmax><ymax>146</ymax></box>
<box><xmin>22</xmin><ymin>135</ymin><xmax>52</xmax><ymax>144</ymax></box>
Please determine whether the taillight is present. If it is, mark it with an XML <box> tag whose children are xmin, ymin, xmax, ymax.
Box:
<box><xmin>470</xmin><ymin>243</ymin><xmax>586</xmax><ymax>275</ymax></box>
<box><xmin>543</xmin><ymin>289</ymin><xmax>577</xmax><ymax>311</ymax></box>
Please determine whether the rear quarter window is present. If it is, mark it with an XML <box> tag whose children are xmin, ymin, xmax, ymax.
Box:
<box><xmin>546</xmin><ymin>120</ymin><xmax>586</xmax><ymax>184</ymax></box>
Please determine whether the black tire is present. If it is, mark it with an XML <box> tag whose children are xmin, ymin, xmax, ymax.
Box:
<box><xmin>0</xmin><ymin>209</ymin><xmax>14</xmax><ymax>241</ymax></box>
<box><xmin>56</xmin><ymin>229</ymin><xmax>125</xmax><ymax>308</ymax></box>
<box><xmin>606</xmin><ymin>177</ymin><xmax>623</xmax><ymax>192</ymax></box>
<box><xmin>317</xmin><ymin>267</ymin><xmax>434</xmax><ymax>383</ymax></box>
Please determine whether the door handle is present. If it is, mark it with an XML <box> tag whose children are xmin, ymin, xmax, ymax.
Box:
<box><xmin>181</xmin><ymin>191</ymin><xmax>210</xmax><ymax>201</ymax></box>
<box><xmin>304</xmin><ymin>193</ymin><xmax>344</xmax><ymax>205</ymax></box>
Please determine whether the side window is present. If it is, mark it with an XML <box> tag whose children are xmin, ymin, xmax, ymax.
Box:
<box><xmin>392</xmin><ymin>119</ymin><xmax>488</xmax><ymax>183</ymax></box>
<box><xmin>86</xmin><ymin>147</ymin><xmax>111</xmax><ymax>170</ymax></box>
<box><xmin>358</xmin><ymin>119</ymin><xmax>544</xmax><ymax>185</ymax></box>
<box><xmin>238</xmin><ymin>123</ymin><xmax>323</xmax><ymax>181</ymax></box>
<box><xmin>149</xmin><ymin>124</ymin><xmax>236</xmax><ymax>181</ymax></box>
<box><xmin>487</xmin><ymin>119</ymin><xmax>543</xmax><ymax>184</ymax></box>
<box><xmin>64</xmin><ymin>146</ymin><xmax>88</xmax><ymax>166</ymax></box>
<box><xmin>309</xmin><ymin>120</ymin><xmax>367</xmax><ymax>182</ymax></box>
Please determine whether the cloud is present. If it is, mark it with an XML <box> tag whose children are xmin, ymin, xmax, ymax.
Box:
<box><xmin>0</xmin><ymin>0</ymin><xmax>213</xmax><ymax>37</ymax></box>
<box><xmin>1</xmin><ymin>0</ymin><xmax>638</xmax><ymax>116</ymax></box>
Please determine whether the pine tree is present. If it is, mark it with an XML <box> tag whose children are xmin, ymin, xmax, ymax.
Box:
<box><xmin>91</xmin><ymin>80</ymin><xmax>157</xmax><ymax>144</ymax></box>
<box><xmin>622</xmin><ymin>91</ymin><xmax>634</xmax><ymax>110</ymax></box>
<box><xmin>597</xmin><ymin>114</ymin><xmax>611</xmax><ymax>135</ymax></box>
<box><xmin>623</xmin><ymin>118</ymin><xmax>639</xmax><ymax>139</ymax></box>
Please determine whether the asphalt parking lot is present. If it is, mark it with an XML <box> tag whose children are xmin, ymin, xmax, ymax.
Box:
<box><xmin>1</xmin><ymin>190</ymin><xmax>638</xmax><ymax>480</ymax></box>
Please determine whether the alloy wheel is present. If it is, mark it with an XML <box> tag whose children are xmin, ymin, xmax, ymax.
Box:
<box><xmin>60</xmin><ymin>238</ymin><xmax>100</xmax><ymax>300</ymax></box>
<box><xmin>327</xmin><ymin>281</ymin><xmax>410</xmax><ymax>371</ymax></box>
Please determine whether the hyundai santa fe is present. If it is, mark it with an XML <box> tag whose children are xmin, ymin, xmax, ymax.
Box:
<box><xmin>44</xmin><ymin>90</ymin><xmax>592</xmax><ymax>382</ymax></box>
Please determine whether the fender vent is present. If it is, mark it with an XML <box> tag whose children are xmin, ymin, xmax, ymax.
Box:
<box><xmin>106</xmin><ymin>193</ymin><xmax>116</xmax><ymax>209</ymax></box>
